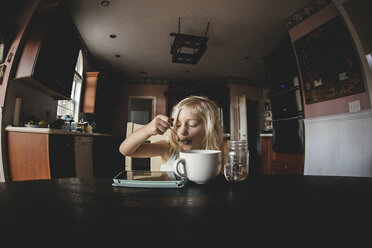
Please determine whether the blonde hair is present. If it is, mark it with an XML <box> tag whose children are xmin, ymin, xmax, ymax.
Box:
<box><xmin>168</xmin><ymin>96</ymin><xmax>223</xmax><ymax>152</ymax></box>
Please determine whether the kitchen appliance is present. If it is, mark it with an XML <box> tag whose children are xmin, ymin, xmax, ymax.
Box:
<box><xmin>270</xmin><ymin>76</ymin><xmax>304</xmax><ymax>154</ymax></box>
<box><xmin>74</xmin><ymin>136</ymin><xmax>94</xmax><ymax>178</ymax></box>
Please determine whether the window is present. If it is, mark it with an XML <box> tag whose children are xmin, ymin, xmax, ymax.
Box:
<box><xmin>57</xmin><ymin>50</ymin><xmax>83</xmax><ymax>121</ymax></box>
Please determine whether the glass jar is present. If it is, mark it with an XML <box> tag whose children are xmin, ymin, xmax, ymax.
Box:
<box><xmin>224</xmin><ymin>140</ymin><xmax>249</xmax><ymax>182</ymax></box>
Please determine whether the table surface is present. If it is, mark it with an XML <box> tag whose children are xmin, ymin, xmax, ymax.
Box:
<box><xmin>1</xmin><ymin>174</ymin><xmax>371</xmax><ymax>247</ymax></box>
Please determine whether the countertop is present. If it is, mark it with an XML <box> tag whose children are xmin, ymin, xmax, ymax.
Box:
<box><xmin>5</xmin><ymin>126</ymin><xmax>118</xmax><ymax>137</ymax></box>
<box><xmin>1</xmin><ymin>175</ymin><xmax>371</xmax><ymax>246</ymax></box>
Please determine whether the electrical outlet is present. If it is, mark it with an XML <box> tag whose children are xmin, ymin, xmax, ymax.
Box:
<box><xmin>349</xmin><ymin>100</ymin><xmax>361</xmax><ymax>113</ymax></box>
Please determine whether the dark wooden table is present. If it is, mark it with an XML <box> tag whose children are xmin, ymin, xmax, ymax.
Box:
<box><xmin>1</xmin><ymin>174</ymin><xmax>371</xmax><ymax>247</ymax></box>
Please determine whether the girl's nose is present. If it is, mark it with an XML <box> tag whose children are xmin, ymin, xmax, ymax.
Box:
<box><xmin>178</xmin><ymin>125</ymin><xmax>188</xmax><ymax>136</ymax></box>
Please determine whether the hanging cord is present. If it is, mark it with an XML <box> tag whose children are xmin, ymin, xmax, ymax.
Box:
<box><xmin>178</xmin><ymin>17</ymin><xmax>181</xmax><ymax>34</ymax></box>
<box><xmin>204</xmin><ymin>22</ymin><xmax>210</xmax><ymax>37</ymax></box>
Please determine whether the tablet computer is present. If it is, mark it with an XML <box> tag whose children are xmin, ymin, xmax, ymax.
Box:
<box><xmin>112</xmin><ymin>170</ymin><xmax>187</xmax><ymax>188</ymax></box>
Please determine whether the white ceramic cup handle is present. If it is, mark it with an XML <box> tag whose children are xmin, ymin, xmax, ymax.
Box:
<box><xmin>173</xmin><ymin>158</ymin><xmax>187</xmax><ymax>177</ymax></box>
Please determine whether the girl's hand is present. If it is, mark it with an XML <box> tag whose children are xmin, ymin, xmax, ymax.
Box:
<box><xmin>119</xmin><ymin>116</ymin><xmax>173</xmax><ymax>157</ymax></box>
<box><xmin>146</xmin><ymin>115</ymin><xmax>174</xmax><ymax>136</ymax></box>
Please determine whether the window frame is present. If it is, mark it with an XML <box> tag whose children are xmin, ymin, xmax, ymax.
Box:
<box><xmin>57</xmin><ymin>50</ymin><xmax>83</xmax><ymax>121</ymax></box>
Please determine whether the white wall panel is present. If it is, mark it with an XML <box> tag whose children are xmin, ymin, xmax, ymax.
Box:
<box><xmin>304</xmin><ymin>110</ymin><xmax>372</xmax><ymax>177</ymax></box>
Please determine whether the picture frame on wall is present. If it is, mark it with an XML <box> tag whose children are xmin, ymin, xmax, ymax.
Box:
<box><xmin>294</xmin><ymin>16</ymin><xmax>365</xmax><ymax>104</ymax></box>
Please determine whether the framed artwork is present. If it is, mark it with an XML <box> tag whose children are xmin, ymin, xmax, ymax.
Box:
<box><xmin>294</xmin><ymin>16</ymin><xmax>365</xmax><ymax>104</ymax></box>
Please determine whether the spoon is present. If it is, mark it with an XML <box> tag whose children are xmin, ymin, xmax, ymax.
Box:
<box><xmin>168</xmin><ymin>126</ymin><xmax>185</xmax><ymax>143</ymax></box>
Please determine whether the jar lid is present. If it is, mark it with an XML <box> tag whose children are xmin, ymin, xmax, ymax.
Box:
<box><xmin>228</xmin><ymin>140</ymin><xmax>248</xmax><ymax>147</ymax></box>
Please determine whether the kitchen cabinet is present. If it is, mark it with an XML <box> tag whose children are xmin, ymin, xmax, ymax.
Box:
<box><xmin>260</xmin><ymin>135</ymin><xmax>273</xmax><ymax>174</ymax></box>
<box><xmin>14</xmin><ymin>3</ymin><xmax>81</xmax><ymax>99</ymax></box>
<box><xmin>81</xmin><ymin>71</ymin><xmax>116</xmax><ymax>134</ymax></box>
<box><xmin>272</xmin><ymin>152</ymin><xmax>304</xmax><ymax>175</ymax></box>
<box><xmin>5</xmin><ymin>128</ymin><xmax>124</xmax><ymax>181</ymax></box>
<box><xmin>263</xmin><ymin>36</ymin><xmax>298</xmax><ymax>92</ymax></box>
<box><xmin>92</xmin><ymin>136</ymin><xmax>124</xmax><ymax>179</ymax></box>
<box><xmin>82</xmin><ymin>72</ymin><xmax>101</xmax><ymax>113</ymax></box>
<box><xmin>260</xmin><ymin>135</ymin><xmax>304</xmax><ymax>175</ymax></box>
<box><xmin>49</xmin><ymin>134</ymin><xmax>76</xmax><ymax>178</ymax></box>
<box><xmin>7</xmin><ymin>132</ymin><xmax>75</xmax><ymax>181</ymax></box>
<box><xmin>6</xmin><ymin>132</ymin><xmax>49</xmax><ymax>180</ymax></box>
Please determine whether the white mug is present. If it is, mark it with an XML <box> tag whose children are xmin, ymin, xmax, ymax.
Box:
<box><xmin>172</xmin><ymin>150</ymin><xmax>221</xmax><ymax>184</ymax></box>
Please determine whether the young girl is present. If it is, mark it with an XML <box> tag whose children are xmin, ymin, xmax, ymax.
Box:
<box><xmin>119</xmin><ymin>95</ymin><xmax>223</xmax><ymax>171</ymax></box>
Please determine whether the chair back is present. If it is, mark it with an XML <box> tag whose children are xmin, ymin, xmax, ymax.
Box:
<box><xmin>125</xmin><ymin>122</ymin><xmax>170</xmax><ymax>171</ymax></box>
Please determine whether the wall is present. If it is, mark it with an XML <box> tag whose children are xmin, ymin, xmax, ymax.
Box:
<box><xmin>4</xmin><ymin>80</ymin><xmax>58</xmax><ymax>126</ymax></box>
<box><xmin>113</xmin><ymin>83</ymin><xmax>168</xmax><ymax>137</ymax></box>
<box><xmin>113</xmin><ymin>81</ymin><xmax>265</xmax><ymax>149</ymax></box>
<box><xmin>289</xmin><ymin>3</ymin><xmax>371</xmax><ymax>119</ymax></box>
<box><xmin>304</xmin><ymin>110</ymin><xmax>372</xmax><ymax>177</ymax></box>
<box><xmin>0</xmin><ymin>0</ymin><xmax>41</xmax><ymax>182</ymax></box>
<box><xmin>337</xmin><ymin>0</ymin><xmax>372</xmax><ymax>108</ymax></box>
<box><xmin>340</xmin><ymin>0</ymin><xmax>372</xmax><ymax>54</ymax></box>
<box><xmin>288</xmin><ymin>2</ymin><xmax>372</xmax><ymax>177</ymax></box>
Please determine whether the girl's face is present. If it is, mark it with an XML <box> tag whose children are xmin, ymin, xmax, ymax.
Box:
<box><xmin>175</xmin><ymin>106</ymin><xmax>205</xmax><ymax>150</ymax></box>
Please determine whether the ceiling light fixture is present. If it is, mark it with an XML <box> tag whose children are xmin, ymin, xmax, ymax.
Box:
<box><xmin>109</xmin><ymin>34</ymin><xmax>117</xmax><ymax>38</ymax></box>
<box><xmin>115</xmin><ymin>54</ymin><xmax>121</xmax><ymax>58</ymax></box>
<box><xmin>170</xmin><ymin>18</ymin><xmax>209</xmax><ymax>65</ymax></box>
<box><xmin>101</xmin><ymin>1</ymin><xmax>109</xmax><ymax>7</ymax></box>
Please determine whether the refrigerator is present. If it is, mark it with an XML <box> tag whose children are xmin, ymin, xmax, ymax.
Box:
<box><xmin>269</xmin><ymin>77</ymin><xmax>304</xmax><ymax>154</ymax></box>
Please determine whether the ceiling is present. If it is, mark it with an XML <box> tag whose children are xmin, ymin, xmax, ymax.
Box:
<box><xmin>65</xmin><ymin>0</ymin><xmax>311</xmax><ymax>85</ymax></box>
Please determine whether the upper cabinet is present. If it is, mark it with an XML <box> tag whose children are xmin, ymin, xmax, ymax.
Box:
<box><xmin>81</xmin><ymin>71</ymin><xmax>117</xmax><ymax>134</ymax></box>
<box><xmin>82</xmin><ymin>72</ymin><xmax>102</xmax><ymax>113</ymax></box>
<box><xmin>263</xmin><ymin>36</ymin><xmax>299</xmax><ymax>93</ymax></box>
<box><xmin>14</xmin><ymin>2</ymin><xmax>81</xmax><ymax>99</ymax></box>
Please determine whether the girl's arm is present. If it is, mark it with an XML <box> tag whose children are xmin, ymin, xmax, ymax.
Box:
<box><xmin>119</xmin><ymin>115</ymin><xmax>173</xmax><ymax>157</ymax></box>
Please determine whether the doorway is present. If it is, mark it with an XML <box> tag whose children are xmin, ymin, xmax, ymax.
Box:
<box><xmin>246</xmin><ymin>99</ymin><xmax>260</xmax><ymax>175</ymax></box>
<box><xmin>128</xmin><ymin>97</ymin><xmax>155</xmax><ymax>170</ymax></box>
<box><xmin>129</xmin><ymin>97</ymin><xmax>155</xmax><ymax>125</ymax></box>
